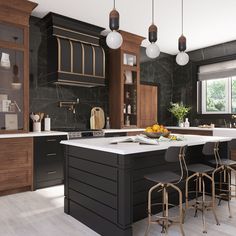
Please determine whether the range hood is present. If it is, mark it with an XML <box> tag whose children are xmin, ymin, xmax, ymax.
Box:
<box><xmin>40</xmin><ymin>13</ymin><xmax>106</xmax><ymax>87</ymax></box>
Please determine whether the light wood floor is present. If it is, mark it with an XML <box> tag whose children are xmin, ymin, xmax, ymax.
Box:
<box><xmin>0</xmin><ymin>185</ymin><xmax>236</xmax><ymax>236</ymax></box>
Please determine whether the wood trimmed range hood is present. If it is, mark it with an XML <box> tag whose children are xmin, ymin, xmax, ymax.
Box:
<box><xmin>40</xmin><ymin>12</ymin><xmax>106</xmax><ymax>87</ymax></box>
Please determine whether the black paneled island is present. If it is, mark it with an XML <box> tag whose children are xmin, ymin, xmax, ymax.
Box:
<box><xmin>61</xmin><ymin>135</ymin><xmax>230</xmax><ymax>236</ymax></box>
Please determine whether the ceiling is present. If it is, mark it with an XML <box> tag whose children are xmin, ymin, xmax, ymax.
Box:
<box><xmin>31</xmin><ymin>0</ymin><xmax>236</xmax><ymax>55</ymax></box>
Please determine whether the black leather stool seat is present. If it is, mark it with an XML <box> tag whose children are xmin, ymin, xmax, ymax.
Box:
<box><xmin>208</xmin><ymin>159</ymin><xmax>236</xmax><ymax>166</ymax></box>
<box><xmin>145</xmin><ymin>171</ymin><xmax>181</xmax><ymax>184</ymax></box>
<box><xmin>187</xmin><ymin>163</ymin><xmax>214</xmax><ymax>173</ymax></box>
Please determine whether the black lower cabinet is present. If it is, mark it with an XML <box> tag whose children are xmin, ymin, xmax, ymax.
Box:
<box><xmin>34</xmin><ymin>135</ymin><xmax>67</xmax><ymax>190</ymax></box>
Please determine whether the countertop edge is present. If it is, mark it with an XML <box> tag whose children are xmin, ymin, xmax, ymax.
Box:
<box><xmin>103</xmin><ymin>128</ymin><xmax>145</xmax><ymax>133</ymax></box>
<box><xmin>0</xmin><ymin>131</ymin><xmax>68</xmax><ymax>139</ymax></box>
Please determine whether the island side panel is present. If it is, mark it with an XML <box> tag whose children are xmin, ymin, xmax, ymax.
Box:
<box><xmin>64</xmin><ymin>145</ymin><xmax>133</xmax><ymax>236</ymax></box>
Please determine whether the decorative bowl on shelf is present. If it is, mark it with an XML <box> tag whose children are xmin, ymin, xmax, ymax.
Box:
<box><xmin>143</xmin><ymin>131</ymin><xmax>170</xmax><ymax>138</ymax></box>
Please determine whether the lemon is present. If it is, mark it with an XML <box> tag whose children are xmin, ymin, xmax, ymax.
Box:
<box><xmin>145</xmin><ymin>127</ymin><xmax>153</xmax><ymax>133</ymax></box>
<box><xmin>152</xmin><ymin>124</ymin><xmax>160</xmax><ymax>132</ymax></box>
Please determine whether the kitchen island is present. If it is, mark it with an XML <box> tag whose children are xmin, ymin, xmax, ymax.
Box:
<box><xmin>61</xmin><ymin>135</ymin><xmax>231</xmax><ymax>236</ymax></box>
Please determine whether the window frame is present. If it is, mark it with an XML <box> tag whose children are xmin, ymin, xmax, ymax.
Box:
<box><xmin>201</xmin><ymin>77</ymin><xmax>232</xmax><ymax>114</ymax></box>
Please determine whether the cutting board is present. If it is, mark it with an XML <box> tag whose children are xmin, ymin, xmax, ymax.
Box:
<box><xmin>90</xmin><ymin>107</ymin><xmax>105</xmax><ymax>129</ymax></box>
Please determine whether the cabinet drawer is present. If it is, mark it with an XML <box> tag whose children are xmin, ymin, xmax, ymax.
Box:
<box><xmin>34</xmin><ymin>136</ymin><xmax>66</xmax><ymax>160</ymax></box>
<box><xmin>0</xmin><ymin>168</ymin><xmax>32</xmax><ymax>191</ymax></box>
<box><xmin>36</xmin><ymin>161</ymin><xmax>63</xmax><ymax>182</ymax></box>
<box><xmin>35</xmin><ymin>135</ymin><xmax>64</xmax><ymax>146</ymax></box>
<box><xmin>35</xmin><ymin>152</ymin><xmax>63</xmax><ymax>164</ymax></box>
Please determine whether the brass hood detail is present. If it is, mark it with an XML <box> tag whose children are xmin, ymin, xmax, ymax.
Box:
<box><xmin>40</xmin><ymin>12</ymin><xmax>106</xmax><ymax>87</ymax></box>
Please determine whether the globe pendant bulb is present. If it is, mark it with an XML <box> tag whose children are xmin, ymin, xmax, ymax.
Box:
<box><xmin>176</xmin><ymin>51</ymin><xmax>189</xmax><ymax>66</ymax></box>
<box><xmin>146</xmin><ymin>43</ymin><xmax>160</xmax><ymax>59</ymax></box>
<box><xmin>106</xmin><ymin>31</ymin><xmax>123</xmax><ymax>49</ymax></box>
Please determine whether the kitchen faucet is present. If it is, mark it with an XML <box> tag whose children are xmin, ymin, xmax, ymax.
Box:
<box><xmin>58</xmin><ymin>98</ymin><xmax>79</xmax><ymax>114</ymax></box>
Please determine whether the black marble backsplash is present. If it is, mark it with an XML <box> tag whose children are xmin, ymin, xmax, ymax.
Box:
<box><xmin>29</xmin><ymin>16</ymin><xmax>108</xmax><ymax>130</ymax></box>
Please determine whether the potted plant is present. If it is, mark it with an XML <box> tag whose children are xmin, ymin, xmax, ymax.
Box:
<box><xmin>168</xmin><ymin>102</ymin><xmax>191</xmax><ymax>126</ymax></box>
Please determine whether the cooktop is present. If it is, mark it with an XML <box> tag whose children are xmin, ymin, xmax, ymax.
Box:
<box><xmin>53</xmin><ymin>128</ymin><xmax>104</xmax><ymax>139</ymax></box>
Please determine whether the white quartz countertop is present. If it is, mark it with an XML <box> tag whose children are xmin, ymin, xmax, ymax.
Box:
<box><xmin>0</xmin><ymin>131</ymin><xmax>68</xmax><ymax>139</ymax></box>
<box><xmin>60</xmin><ymin>135</ymin><xmax>231</xmax><ymax>155</ymax></box>
<box><xmin>103</xmin><ymin>128</ymin><xmax>145</xmax><ymax>133</ymax></box>
<box><xmin>167</xmin><ymin>126</ymin><xmax>236</xmax><ymax>137</ymax></box>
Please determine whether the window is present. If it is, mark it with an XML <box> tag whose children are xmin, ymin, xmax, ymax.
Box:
<box><xmin>198</xmin><ymin>60</ymin><xmax>236</xmax><ymax>114</ymax></box>
<box><xmin>201</xmin><ymin>78</ymin><xmax>230</xmax><ymax>114</ymax></box>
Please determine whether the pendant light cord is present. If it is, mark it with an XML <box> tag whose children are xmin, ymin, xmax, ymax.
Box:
<box><xmin>152</xmin><ymin>0</ymin><xmax>154</xmax><ymax>24</ymax></box>
<box><xmin>114</xmin><ymin>0</ymin><xmax>116</xmax><ymax>9</ymax></box>
<box><xmin>181</xmin><ymin>0</ymin><xmax>184</xmax><ymax>35</ymax></box>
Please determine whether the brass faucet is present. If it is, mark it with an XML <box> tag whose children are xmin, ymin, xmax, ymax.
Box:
<box><xmin>58</xmin><ymin>98</ymin><xmax>79</xmax><ymax>114</ymax></box>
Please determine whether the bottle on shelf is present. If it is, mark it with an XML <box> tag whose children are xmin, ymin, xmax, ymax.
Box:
<box><xmin>127</xmin><ymin>104</ymin><xmax>131</xmax><ymax>114</ymax></box>
<box><xmin>123</xmin><ymin>104</ymin><xmax>126</xmax><ymax>114</ymax></box>
<box><xmin>106</xmin><ymin>116</ymin><xmax>110</xmax><ymax>129</ymax></box>
<box><xmin>125</xmin><ymin>115</ymin><xmax>130</xmax><ymax>126</ymax></box>
<box><xmin>184</xmin><ymin>118</ymin><xmax>190</xmax><ymax>128</ymax></box>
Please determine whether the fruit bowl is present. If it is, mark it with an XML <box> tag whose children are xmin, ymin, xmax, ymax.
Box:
<box><xmin>144</xmin><ymin>131</ymin><xmax>170</xmax><ymax>138</ymax></box>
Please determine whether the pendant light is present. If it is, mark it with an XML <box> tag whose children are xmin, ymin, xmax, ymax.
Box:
<box><xmin>146</xmin><ymin>0</ymin><xmax>160</xmax><ymax>59</ymax></box>
<box><xmin>106</xmin><ymin>0</ymin><xmax>123</xmax><ymax>49</ymax></box>
<box><xmin>11</xmin><ymin>36</ymin><xmax>22</xmax><ymax>90</ymax></box>
<box><xmin>176</xmin><ymin>0</ymin><xmax>189</xmax><ymax>66</ymax></box>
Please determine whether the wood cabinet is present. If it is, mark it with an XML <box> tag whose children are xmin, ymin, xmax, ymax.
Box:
<box><xmin>0</xmin><ymin>137</ymin><xmax>33</xmax><ymax>195</ymax></box>
<box><xmin>109</xmin><ymin>31</ymin><xmax>144</xmax><ymax>129</ymax></box>
<box><xmin>168</xmin><ymin>128</ymin><xmax>213</xmax><ymax>136</ymax></box>
<box><xmin>140</xmin><ymin>83</ymin><xmax>158</xmax><ymax>128</ymax></box>
<box><xmin>34</xmin><ymin>135</ymin><xmax>67</xmax><ymax>190</ymax></box>
<box><xmin>0</xmin><ymin>0</ymin><xmax>37</xmax><ymax>133</ymax></box>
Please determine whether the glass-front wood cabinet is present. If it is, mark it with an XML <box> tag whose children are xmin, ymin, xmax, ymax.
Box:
<box><xmin>123</xmin><ymin>53</ymin><xmax>138</xmax><ymax>128</ymax></box>
<box><xmin>0</xmin><ymin>0</ymin><xmax>37</xmax><ymax>133</ymax></box>
<box><xmin>109</xmin><ymin>31</ymin><xmax>144</xmax><ymax>129</ymax></box>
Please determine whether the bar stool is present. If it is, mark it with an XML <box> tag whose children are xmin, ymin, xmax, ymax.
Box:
<box><xmin>185</xmin><ymin>142</ymin><xmax>220</xmax><ymax>234</ymax></box>
<box><xmin>210</xmin><ymin>139</ymin><xmax>236</xmax><ymax>218</ymax></box>
<box><xmin>144</xmin><ymin>145</ymin><xmax>188</xmax><ymax>236</ymax></box>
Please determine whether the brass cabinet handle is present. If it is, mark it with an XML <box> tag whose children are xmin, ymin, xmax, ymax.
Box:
<box><xmin>46</xmin><ymin>139</ymin><xmax>57</xmax><ymax>142</ymax></box>
<box><xmin>47</xmin><ymin>171</ymin><xmax>56</xmax><ymax>175</ymax></box>
<box><xmin>46</xmin><ymin>153</ymin><xmax>57</xmax><ymax>157</ymax></box>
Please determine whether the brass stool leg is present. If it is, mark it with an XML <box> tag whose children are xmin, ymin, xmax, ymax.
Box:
<box><xmin>161</xmin><ymin>186</ymin><xmax>166</xmax><ymax>234</ymax></box>
<box><xmin>202</xmin><ymin>178</ymin><xmax>207</xmax><ymax>234</ymax></box>
<box><xmin>168</xmin><ymin>183</ymin><xmax>185</xmax><ymax>236</ymax></box>
<box><xmin>145</xmin><ymin>183</ymin><xmax>162</xmax><ymax>236</ymax></box>
<box><xmin>204</xmin><ymin>173</ymin><xmax>220</xmax><ymax>226</ymax></box>
<box><xmin>145</xmin><ymin>188</ymin><xmax>152</xmax><ymax>236</ymax></box>
<box><xmin>227</xmin><ymin>169</ymin><xmax>232</xmax><ymax>218</ymax></box>
<box><xmin>165</xmin><ymin>188</ymin><xmax>169</xmax><ymax>234</ymax></box>
<box><xmin>177</xmin><ymin>187</ymin><xmax>185</xmax><ymax>236</ymax></box>
<box><xmin>185</xmin><ymin>172</ymin><xmax>198</xmax><ymax>211</ymax></box>
<box><xmin>218</xmin><ymin>171</ymin><xmax>223</xmax><ymax>206</ymax></box>
<box><xmin>194</xmin><ymin>176</ymin><xmax>199</xmax><ymax>217</ymax></box>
